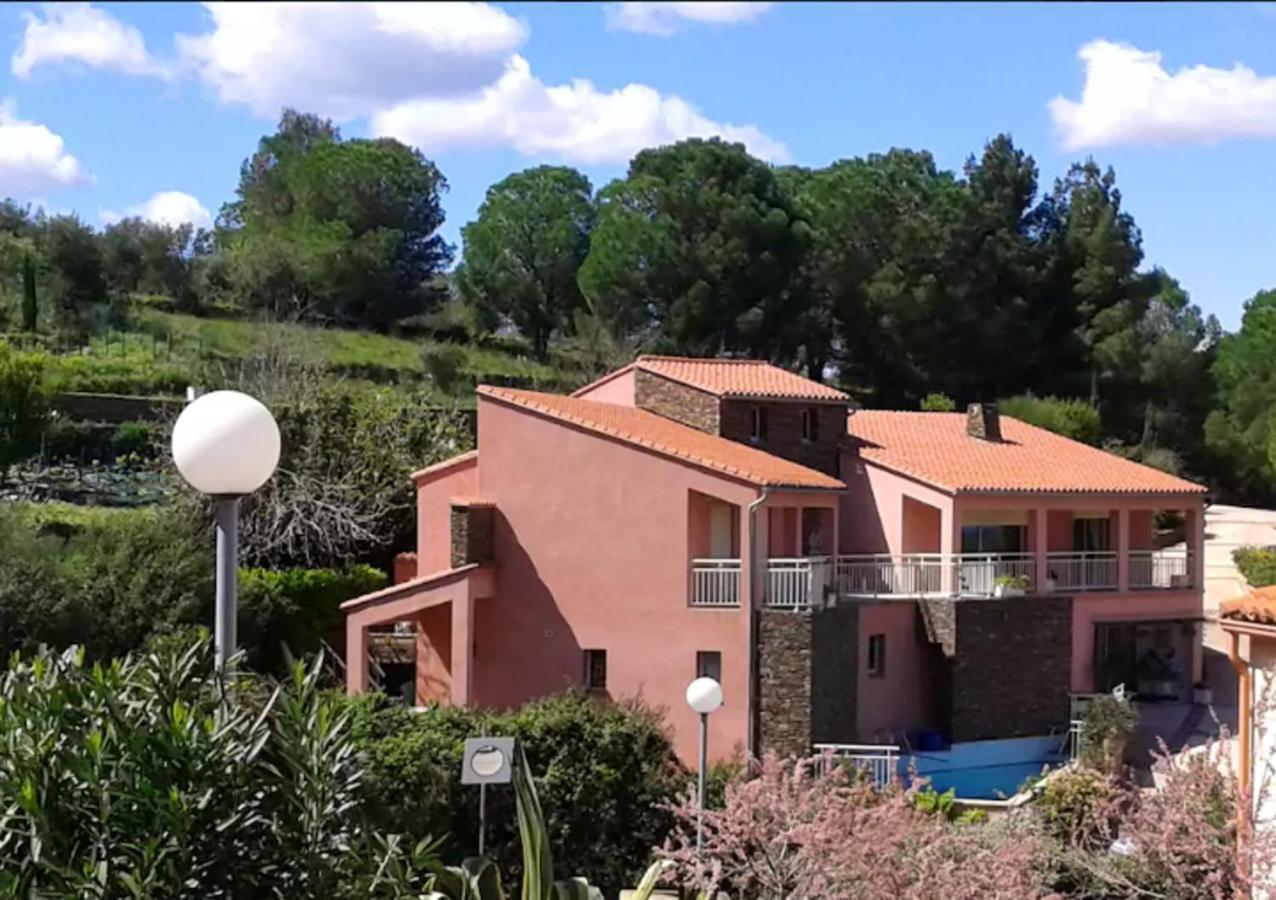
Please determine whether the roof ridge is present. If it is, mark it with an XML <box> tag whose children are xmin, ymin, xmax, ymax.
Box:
<box><xmin>637</xmin><ymin>354</ymin><xmax>768</xmax><ymax>365</ymax></box>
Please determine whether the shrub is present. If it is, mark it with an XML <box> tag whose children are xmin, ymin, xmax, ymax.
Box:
<box><xmin>920</xmin><ymin>392</ymin><xmax>956</xmax><ymax>412</ymax></box>
<box><xmin>238</xmin><ymin>564</ymin><xmax>387</xmax><ymax>673</ymax></box>
<box><xmin>0</xmin><ymin>638</ymin><xmax>439</xmax><ymax>896</ymax></box>
<box><xmin>1235</xmin><ymin>546</ymin><xmax>1276</xmax><ymax>588</ymax></box>
<box><xmin>1035</xmin><ymin>767</ymin><xmax>1113</xmax><ymax>845</ymax></box>
<box><xmin>0</xmin><ymin>340</ymin><xmax>50</xmax><ymax>479</ymax></box>
<box><xmin>422</xmin><ymin>342</ymin><xmax>470</xmax><ymax>394</ymax></box>
<box><xmin>347</xmin><ymin>691</ymin><xmax>684</xmax><ymax>894</ymax></box>
<box><xmin>1000</xmin><ymin>394</ymin><xmax>1102</xmax><ymax>445</ymax></box>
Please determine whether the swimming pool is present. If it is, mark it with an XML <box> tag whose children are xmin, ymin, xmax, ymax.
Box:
<box><xmin>902</xmin><ymin>735</ymin><xmax>1066</xmax><ymax>801</ymax></box>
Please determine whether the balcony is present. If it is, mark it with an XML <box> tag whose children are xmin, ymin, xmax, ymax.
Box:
<box><xmin>836</xmin><ymin>550</ymin><xmax>1194</xmax><ymax>599</ymax></box>
<box><xmin>689</xmin><ymin>556</ymin><xmax>833</xmax><ymax>609</ymax></box>
<box><xmin>690</xmin><ymin>558</ymin><xmax>741</xmax><ymax>607</ymax></box>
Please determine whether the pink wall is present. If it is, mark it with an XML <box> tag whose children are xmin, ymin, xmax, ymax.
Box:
<box><xmin>415</xmin><ymin>458</ymin><xmax>479</xmax><ymax>573</ymax></box>
<box><xmin>901</xmin><ymin>497</ymin><xmax>941</xmax><ymax>553</ymax></box>
<box><xmin>474</xmin><ymin>397</ymin><xmax>759</xmax><ymax>764</ymax></box>
<box><xmin>574</xmin><ymin>368</ymin><xmax>637</xmax><ymax>405</ymax></box>
<box><xmin>855</xmin><ymin>602</ymin><xmax>934</xmax><ymax>740</ymax></box>
<box><xmin>839</xmin><ymin>452</ymin><xmax>954</xmax><ymax>556</ymax></box>
<box><xmin>1070</xmin><ymin>591</ymin><xmax>1204</xmax><ymax>691</ymax></box>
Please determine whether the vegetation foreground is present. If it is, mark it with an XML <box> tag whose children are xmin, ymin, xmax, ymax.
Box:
<box><xmin>0</xmin><ymin>635</ymin><xmax>1265</xmax><ymax>899</ymax></box>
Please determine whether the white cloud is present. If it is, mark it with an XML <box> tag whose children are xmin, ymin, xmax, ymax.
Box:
<box><xmin>0</xmin><ymin>98</ymin><xmax>86</xmax><ymax>194</ymax></box>
<box><xmin>101</xmin><ymin>190</ymin><xmax>212</xmax><ymax>230</ymax></box>
<box><xmin>605</xmin><ymin>2</ymin><xmax>774</xmax><ymax>36</ymax></box>
<box><xmin>1050</xmin><ymin>39</ymin><xmax>1276</xmax><ymax>150</ymax></box>
<box><xmin>12</xmin><ymin>2</ymin><xmax>169</xmax><ymax>80</ymax></box>
<box><xmin>372</xmin><ymin>55</ymin><xmax>789</xmax><ymax>164</ymax></box>
<box><xmin>176</xmin><ymin>2</ymin><xmax>527</xmax><ymax>119</ymax></box>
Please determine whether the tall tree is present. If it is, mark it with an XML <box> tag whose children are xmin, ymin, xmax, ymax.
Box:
<box><xmin>38</xmin><ymin>214</ymin><xmax>106</xmax><ymax>320</ymax></box>
<box><xmin>458</xmin><ymin>166</ymin><xmax>596</xmax><ymax>359</ymax></box>
<box><xmin>1206</xmin><ymin>288</ymin><xmax>1276</xmax><ymax>501</ymax></box>
<box><xmin>224</xmin><ymin>111</ymin><xmax>452</xmax><ymax>328</ymax></box>
<box><xmin>579</xmin><ymin>138</ymin><xmax>808</xmax><ymax>361</ymax></box>
<box><xmin>20</xmin><ymin>250</ymin><xmax>37</xmax><ymax>331</ymax></box>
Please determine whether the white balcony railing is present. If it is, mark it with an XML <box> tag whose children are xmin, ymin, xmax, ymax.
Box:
<box><xmin>953</xmin><ymin>553</ymin><xmax>1036</xmax><ymax>596</ymax></box>
<box><xmin>765</xmin><ymin>556</ymin><xmax>832</xmax><ymax>610</ymax></box>
<box><xmin>1129</xmin><ymin>550</ymin><xmax>1193</xmax><ymax>590</ymax></box>
<box><xmin>813</xmin><ymin>743</ymin><xmax>900</xmax><ymax>789</ymax></box>
<box><xmin>1047</xmin><ymin>551</ymin><xmax>1117</xmax><ymax>592</ymax></box>
<box><xmin>690</xmin><ymin>558</ymin><xmax>741</xmax><ymax>607</ymax></box>
<box><xmin>837</xmin><ymin>554</ymin><xmax>944</xmax><ymax>597</ymax></box>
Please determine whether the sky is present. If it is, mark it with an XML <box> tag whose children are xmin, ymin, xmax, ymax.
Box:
<box><xmin>2</xmin><ymin>2</ymin><xmax>1275</xmax><ymax>331</ymax></box>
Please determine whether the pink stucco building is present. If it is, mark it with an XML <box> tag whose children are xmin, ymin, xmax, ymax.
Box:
<box><xmin>343</xmin><ymin>356</ymin><xmax>1207</xmax><ymax>764</ymax></box>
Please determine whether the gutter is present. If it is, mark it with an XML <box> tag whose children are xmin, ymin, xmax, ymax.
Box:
<box><xmin>746</xmin><ymin>487</ymin><xmax>771</xmax><ymax>758</ymax></box>
<box><xmin>1227</xmin><ymin>628</ymin><xmax>1253</xmax><ymax>886</ymax></box>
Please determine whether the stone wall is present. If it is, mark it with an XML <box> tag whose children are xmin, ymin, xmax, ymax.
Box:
<box><xmin>449</xmin><ymin>502</ymin><xmax>495</xmax><ymax>568</ymax></box>
<box><xmin>633</xmin><ymin>369</ymin><xmax>720</xmax><ymax>433</ymax></box>
<box><xmin>924</xmin><ymin>595</ymin><xmax>1074</xmax><ymax>743</ymax></box>
<box><xmin>720</xmin><ymin>399</ymin><xmax>847</xmax><ymax>477</ymax></box>
<box><xmin>811</xmin><ymin>603</ymin><xmax>859</xmax><ymax>744</ymax></box>
<box><xmin>756</xmin><ymin>610</ymin><xmax>813</xmax><ymax>758</ymax></box>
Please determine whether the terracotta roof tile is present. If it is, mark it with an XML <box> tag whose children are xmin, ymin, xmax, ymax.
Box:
<box><xmin>848</xmin><ymin>411</ymin><xmax>1206</xmax><ymax>495</ymax></box>
<box><xmin>634</xmin><ymin>356</ymin><xmax>848</xmax><ymax>401</ymax></box>
<box><xmin>1221</xmin><ymin>587</ymin><xmax>1276</xmax><ymax>626</ymax></box>
<box><xmin>479</xmin><ymin>386</ymin><xmax>844</xmax><ymax>489</ymax></box>
<box><xmin>410</xmin><ymin>450</ymin><xmax>477</xmax><ymax>484</ymax></box>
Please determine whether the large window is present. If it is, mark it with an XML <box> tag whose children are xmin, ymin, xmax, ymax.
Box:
<box><xmin>960</xmin><ymin>524</ymin><xmax>1026</xmax><ymax>554</ymax></box>
<box><xmin>584</xmin><ymin>649</ymin><xmax>607</xmax><ymax>691</ymax></box>
<box><xmin>1073</xmin><ymin>517</ymin><xmax>1112</xmax><ymax>552</ymax></box>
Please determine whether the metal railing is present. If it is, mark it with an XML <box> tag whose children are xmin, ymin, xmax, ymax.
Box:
<box><xmin>837</xmin><ymin>554</ymin><xmax>945</xmax><ymax>597</ymax></box>
<box><xmin>954</xmin><ymin>552</ymin><xmax>1036</xmax><ymax>596</ymax></box>
<box><xmin>764</xmin><ymin>556</ymin><xmax>832</xmax><ymax>610</ymax></box>
<box><xmin>1046</xmin><ymin>551</ymin><xmax>1118</xmax><ymax>592</ymax></box>
<box><xmin>813</xmin><ymin>743</ymin><xmax>900</xmax><ymax>788</ymax></box>
<box><xmin>690</xmin><ymin>558</ymin><xmax>741</xmax><ymax>607</ymax></box>
<box><xmin>1129</xmin><ymin>550</ymin><xmax>1192</xmax><ymax>590</ymax></box>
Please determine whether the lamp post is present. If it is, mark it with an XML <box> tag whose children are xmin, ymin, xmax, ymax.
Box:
<box><xmin>172</xmin><ymin>390</ymin><xmax>281</xmax><ymax>673</ymax></box>
<box><xmin>685</xmin><ymin>676</ymin><xmax>723</xmax><ymax>854</ymax></box>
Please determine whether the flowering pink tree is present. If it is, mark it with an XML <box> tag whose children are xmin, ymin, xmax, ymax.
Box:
<box><xmin>658</xmin><ymin>753</ymin><xmax>1049</xmax><ymax>899</ymax></box>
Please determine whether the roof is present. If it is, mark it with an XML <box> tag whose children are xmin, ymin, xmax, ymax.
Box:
<box><xmin>575</xmin><ymin>355</ymin><xmax>848</xmax><ymax>402</ymax></box>
<box><xmin>1221</xmin><ymin>587</ymin><xmax>1276</xmax><ymax>627</ymax></box>
<box><xmin>847</xmin><ymin>411</ymin><xmax>1207</xmax><ymax>495</ymax></box>
<box><xmin>479</xmin><ymin>385</ymin><xmax>844</xmax><ymax>489</ymax></box>
<box><xmin>410</xmin><ymin>450</ymin><xmax>477</xmax><ymax>484</ymax></box>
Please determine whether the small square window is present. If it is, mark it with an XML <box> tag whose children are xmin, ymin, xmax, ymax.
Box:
<box><xmin>867</xmin><ymin>634</ymin><xmax>886</xmax><ymax>678</ymax></box>
<box><xmin>696</xmin><ymin>651</ymin><xmax>722</xmax><ymax>682</ymax></box>
<box><xmin>801</xmin><ymin>407</ymin><xmax>820</xmax><ymax>443</ymax></box>
<box><xmin>584</xmin><ymin>649</ymin><xmax>607</xmax><ymax>691</ymax></box>
<box><xmin>751</xmin><ymin>406</ymin><xmax>769</xmax><ymax>442</ymax></box>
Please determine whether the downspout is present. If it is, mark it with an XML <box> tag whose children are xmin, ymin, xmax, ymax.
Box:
<box><xmin>1228</xmin><ymin>627</ymin><xmax>1253</xmax><ymax>876</ymax></box>
<box><xmin>746</xmin><ymin>487</ymin><xmax>771</xmax><ymax>759</ymax></box>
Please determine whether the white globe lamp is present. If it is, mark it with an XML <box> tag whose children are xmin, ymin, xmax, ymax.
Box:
<box><xmin>686</xmin><ymin>676</ymin><xmax>723</xmax><ymax>854</ymax></box>
<box><xmin>171</xmin><ymin>390</ymin><xmax>281</xmax><ymax>672</ymax></box>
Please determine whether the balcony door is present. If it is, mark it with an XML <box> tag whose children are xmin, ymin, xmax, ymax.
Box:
<box><xmin>709</xmin><ymin>502</ymin><xmax>735</xmax><ymax>558</ymax></box>
<box><xmin>960</xmin><ymin>524</ymin><xmax>1026</xmax><ymax>554</ymax></box>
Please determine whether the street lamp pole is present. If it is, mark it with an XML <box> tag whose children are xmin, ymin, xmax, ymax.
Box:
<box><xmin>172</xmin><ymin>390</ymin><xmax>280</xmax><ymax>673</ymax></box>
<box><xmin>213</xmin><ymin>497</ymin><xmax>241</xmax><ymax>673</ymax></box>
<box><xmin>685</xmin><ymin>676</ymin><xmax>723</xmax><ymax>856</ymax></box>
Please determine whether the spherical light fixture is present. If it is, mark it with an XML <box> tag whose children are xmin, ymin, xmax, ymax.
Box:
<box><xmin>172</xmin><ymin>390</ymin><xmax>281</xmax><ymax>496</ymax></box>
<box><xmin>685</xmin><ymin>676</ymin><xmax>724</xmax><ymax>715</ymax></box>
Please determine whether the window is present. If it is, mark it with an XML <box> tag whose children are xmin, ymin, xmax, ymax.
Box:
<box><xmin>1073</xmin><ymin>517</ymin><xmax>1112</xmax><ymax>552</ymax></box>
<box><xmin>696</xmin><ymin>651</ymin><xmax>722</xmax><ymax>682</ymax></box>
<box><xmin>867</xmin><ymin>634</ymin><xmax>886</xmax><ymax>677</ymax></box>
<box><xmin>961</xmin><ymin>524</ymin><xmax>1026</xmax><ymax>554</ymax></box>
<box><xmin>750</xmin><ymin>405</ymin><xmax>768</xmax><ymax>442</ymax></box>
<box><xmin>801</xmin><ymin>407</ymin><xmax>820</xmax><ymax>443</ymax></box>
<box><xmin>584</xmin><ymin>649</ymin><xmax>607</xmax><ymax>691</ymax></box>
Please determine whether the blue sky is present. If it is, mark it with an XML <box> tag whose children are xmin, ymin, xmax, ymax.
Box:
<box><xmin>3</xmin><ymin>2</ymin><xmax>1275</xmax><ymax>330</ymax></box>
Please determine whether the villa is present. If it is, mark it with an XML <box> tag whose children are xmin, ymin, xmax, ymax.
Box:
<box><xmin>342</xmin><ymin>356</ymin><xmax>1207</xmax><ymax>767</ymax></box>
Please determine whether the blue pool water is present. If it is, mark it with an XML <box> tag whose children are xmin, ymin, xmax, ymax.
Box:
<box><xmin>900</xmin><ymin>735</ymin><xmax>1065</xmax><ymax>800</ymax></box>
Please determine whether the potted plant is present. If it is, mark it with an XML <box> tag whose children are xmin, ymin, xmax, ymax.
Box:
<box><xmin>1079</xmin><ymin>692</ymin><xmax>1138</xmax><ymax>774</ymax></box>
<box><xmin>1193</xmin><ymin>681</ymin><xmax>1213</xmax><ymax>705</ymax></box>
<box><xmin>993</xmin><ymin>573</ymin><xmax>1031</xmax><ymax>597</ymax></box>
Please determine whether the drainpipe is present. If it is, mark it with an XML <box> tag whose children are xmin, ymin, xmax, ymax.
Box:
<box><xmin>746</xmin><ymin>487</ymin><xmax>771</xmax><ymax>759</ymax></box>
<box><xmin>1228</xmin><ymin>628</ymin><xmax>1252</xmax><ymax>872</ymax></box>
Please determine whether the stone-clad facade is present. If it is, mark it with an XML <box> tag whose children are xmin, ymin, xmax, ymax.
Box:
<box><xmin>633</xmin><ymin>369</ymin><xmax>720</xmax><ymax>433</ymax></box>
<box><xmin>720</xmin><ymin>399</ymin><xmax>846</xmax><ymax>477</ymax></box>
<box><xmin>449</xmin><ymin>501</ymin><xmax>495</xmax><ymax>569</ymax></box>
<box><xmin>923</xmin><ymin>595</ymin><xmax>1074</xmax><ymax>743</ymax></box>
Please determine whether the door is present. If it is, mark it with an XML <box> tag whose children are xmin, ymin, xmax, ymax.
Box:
<box><xmin>709</xmin><ymin>502</ymin><xmax>734</xmax><ymax>558</ymax></box>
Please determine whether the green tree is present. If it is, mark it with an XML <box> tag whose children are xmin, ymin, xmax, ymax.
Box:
<box><xmin>999</xmin><ymin>394</ymin><xmax>1102</xmax><ymax>445</ymax></box>
<box><xmin>579</xmin><ymin>138</ymin><xmax>808</xmax><ymax>361</ymax></box>
<box><xmin>1206</xmin><ymin>288</ymin><xmax>1276</xmax><ymax>502</ymax></box>
<box><xmin>37</xmin><ymin>214</ymin><xmax>107</xmax><ymax>323</ymax></box>
<box><xmin>20</xmin><ymin>250</ymin><xmax>37</xmax><ymax>331</ymax></box>
<box><xmin>458</xmin><ymin>166</ymin><xmax>596</xmax><ymax>359</ymax></box>
<box><xmin>0</xmin><ymin>342</ymin><xmax>49</xmax><ymax>483</ymax></box>
<box><xmin>225</xmin><ymin>110</ymin><xmax>452</xmax><ymax>328</ymax></box>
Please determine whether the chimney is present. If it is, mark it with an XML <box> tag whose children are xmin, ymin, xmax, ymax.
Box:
<box><xmin>966</xmin><ymin>402</ymin><xmax>1002</xmax><ymax>442</ymax></box>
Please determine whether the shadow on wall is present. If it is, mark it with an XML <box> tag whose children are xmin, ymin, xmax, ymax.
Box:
<box><xmin>839</xmin><ymin>454</ymin><xmax>890</xmax><ymax>555</ymax></box>
<box><xmin>475</xmin><ymin>509</ymin><xmax>591</xmax><ymax>709</ymax></box>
